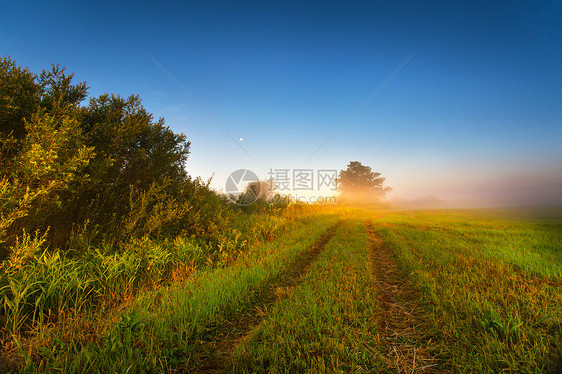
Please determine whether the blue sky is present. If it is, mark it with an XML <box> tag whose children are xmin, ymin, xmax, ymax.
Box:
<box><xmin>2</xmin><ymin>0</ymin><xmax>561</xmax><ymax>206</ymax></box>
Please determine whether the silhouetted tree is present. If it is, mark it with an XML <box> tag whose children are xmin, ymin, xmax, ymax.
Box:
<box><xmin>338</xmin><ymin>161</ymin><xmax>391</xmax><ymax>203</ymax></box>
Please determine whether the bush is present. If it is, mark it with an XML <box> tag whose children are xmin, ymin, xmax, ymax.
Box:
<box><xmin>0</xmin><ymin>56</ymin><xmax>236</xmax><ymax>255</ymax></box>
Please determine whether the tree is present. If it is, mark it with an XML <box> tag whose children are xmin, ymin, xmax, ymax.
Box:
<box><xmin>0</xmin><ymin>56</ymin><xmax>194</xmax><ymax>251</ymax></box>
<box><xmin>234</xmin><ymin>180</ymin><xmax>273</xmax><ymax>206</ymax></box>
<box><xmin>0</xmin><ymin>58</ymin><xmax>93</xmax><ymax>252</ymax></box>
<box><xmin>65</xmin><ymin>93</ymin><xmax>191</xmax><ymax>240</ymax></box>
<box><xmin>81</xmin><ymin>93</ymin><xmax>190</xmax><ymax>191</ymax></box>
<box><xmin>0</xmin><ymin>57</ymin><xmax>41</xmax><ymax>140</ymax></box>
<box><xmin>337</xmin><ymin>161</ymin><xmax>391</xmax><ymax>203</ymax></box>
<box><xmin>37</xmin><ymin>64</ymin><xmax>88</xmax><ymax>114</ymax></box>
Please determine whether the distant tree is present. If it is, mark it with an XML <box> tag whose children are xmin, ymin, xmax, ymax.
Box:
<box><xmin>235</xmin><ymin>180</ymin><xmax>273</xmax><ymax>206</ymax></box>
<box><xmin>338</xmin><ymin>161</ymin><xmax>391</xmax><ymax>203</ymax></box>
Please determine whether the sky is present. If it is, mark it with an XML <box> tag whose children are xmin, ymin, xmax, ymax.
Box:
<box><xmin>1</xmin><ymin>0</ymin><xmax>561</xmax><ymax>207</ymax></box>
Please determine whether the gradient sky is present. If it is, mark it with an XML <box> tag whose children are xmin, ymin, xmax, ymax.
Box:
<box><xmin>2</xmin><ymin>0</ymin><xmax>561</xmax><ymax>206</ymax></box>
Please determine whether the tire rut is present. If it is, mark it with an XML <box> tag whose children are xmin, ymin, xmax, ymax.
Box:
<box><xmin>186</xmin><ymin>221</ymin><xmax>342</xmax><ymax>373</ymax></box>
<box><xmin>365</xmin><ymin>222</ymin><xmax>441</xmax><ymax>373</ymax></box>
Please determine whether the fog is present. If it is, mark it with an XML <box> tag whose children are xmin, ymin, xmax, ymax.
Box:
<box><xmin>390</xmin><ymin>180</ymin><xmax>562</xmax><ymax>209</ymax></box>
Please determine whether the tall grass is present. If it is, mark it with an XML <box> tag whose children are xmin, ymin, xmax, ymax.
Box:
<box><xmin>11</xmin><ymin>214</ymin><xmax>338</xmax><ymax>372</ymax></box>
<box><xmin>0</xmin><ymin>210</ymin><xmax>296</xmax><ymax>357</ymax></box>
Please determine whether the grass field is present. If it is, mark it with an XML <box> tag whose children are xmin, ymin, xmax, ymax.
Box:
<box><xmin>1</xmin><ymin>207</ymin><xmax>561</xmax><ymax>373</ymax></box>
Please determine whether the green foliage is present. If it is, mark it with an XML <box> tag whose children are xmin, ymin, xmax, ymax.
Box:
<box><xmin>0</xmin><ymin>180</ymin><xmax>36</xmax><ymax>248</ymax></box>
<box><xmin>81</xmin><ymin>93</ymin><xmax>190</xmax><ymax>190</ymax></box>
<box><xmin>14</xmin><ymin>215</ymin><xmax>335</xmax><ymax>373</ymax></box>
<box><xmin>1</xmin><ymin>57</ymin><xmax>95</xmax><ymax>252</ymax></box>
<box><xmin>0</xmin><ymin>57</ymin><xmax>41</xmax><ymax>140</ymax></box>
<box><xmin>0</xmin><ymin>205</ymin><xmax>292</xmax><ymax>351</ymax></box>
<box><xmin>0</xmin><ymin>56</ymin><xmax>279</xmax><ymax>370</ymax></box>
<box><xmin>37</xmin><ymin>64</ymin><xmax>88</xmax><ymax>113</ymax></box>
<box><xmin>0</xmin><ymin>109</ymin><xmax>94</xmax><ymax>253</ymax></box>
<box><xmin>478</xmin><ymin>309</ymin><xmax>523</xmax><ymax>342</ymax></box>
<box><xmin>0</xmin><ymin>56</ymin><xmax>232</xmax><ymax>253</ymax></box>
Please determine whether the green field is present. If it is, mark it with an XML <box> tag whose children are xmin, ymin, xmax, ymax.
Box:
<box><xmin>1</xmin><ymin>207</ymin><xmax>561</xmax><ymax>373</ymax></box>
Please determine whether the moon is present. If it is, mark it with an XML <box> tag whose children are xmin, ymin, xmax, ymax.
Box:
<box><xmin>239</xmin><ymin>137</ymin><xmax>243</xmax><ymax>141</ymax></box>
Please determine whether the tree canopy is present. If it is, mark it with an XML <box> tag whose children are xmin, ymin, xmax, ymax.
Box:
<box><xmin>338</xmin><ymin>161</ymin><xmax>391</xmax><ymax>204</ymax></box>
<box><xmin>0</xmin><ymin>56</ymin><xmax>229</xmax><ymax>255</ymax></box>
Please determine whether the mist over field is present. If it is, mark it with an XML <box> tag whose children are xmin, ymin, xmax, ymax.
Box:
<box><xmin>391</xmin><ymin>180</ymin><xmax>562</xmax><ymax>209</ymax></box>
